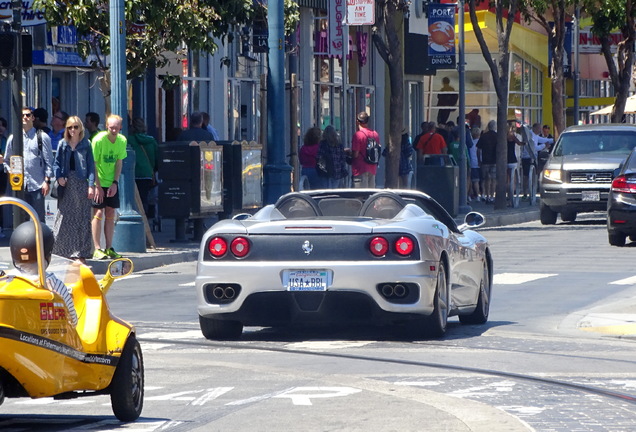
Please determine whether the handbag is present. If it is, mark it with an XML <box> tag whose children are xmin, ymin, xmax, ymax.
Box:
<box><xmin>50</xmin><ymin>180</ymin><xmax>65</xmax><ymax>200</ymax></box>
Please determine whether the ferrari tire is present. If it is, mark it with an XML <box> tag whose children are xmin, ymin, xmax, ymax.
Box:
<box><xmin>199</xmin><ymin>315</ymin><xmax>243</xmax><ymax>340</ymax></box>
<box><xmin>459</xmin><ymin>261</ymin><xmax>491</xmax><ymax>325</ymax></box>
<box><xmin>110</xmin><ymin>335</ymin><xmax>144</xmax><ymax>422</ymax></box>
<box><xmin>540</xmin><ymin>202</ymin><xmax>557</xmax><ymax>225</ymax></box>
<box><xmin>424</xmin><ymin>263</ymin><xmax>449</xmax><ymax>338</ymax></box>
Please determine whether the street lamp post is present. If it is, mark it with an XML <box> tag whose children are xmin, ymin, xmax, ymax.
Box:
<box><xmin>264</xmin><ymin>0</ymin><xmax>292</xmax><ymax>203</ymax></box>
<box><xmin>110</xmin><ymin>0</ymin><xmax>145</xmax><ymax>252</ymax></box>
<box><xmin>457</xmin><ymin>0</ymin><xmax>471</xmax><ymax>214</ymax></box>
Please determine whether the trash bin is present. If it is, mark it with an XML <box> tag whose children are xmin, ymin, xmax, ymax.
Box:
<box><xmin>416</xmin><ymin>154</ymin><xmax>459</xmax><ymax>216</ymax></box>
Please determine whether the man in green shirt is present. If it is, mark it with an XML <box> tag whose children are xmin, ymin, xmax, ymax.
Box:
<box><xmin>91</xmin><ymin>114</ymin><xmax>127</xmax><ymax>259</ymax></box>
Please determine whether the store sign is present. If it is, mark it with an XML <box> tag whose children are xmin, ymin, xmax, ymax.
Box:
<box><xmin>428</xmin><ymin>3</ymin><xmax>456</xmax><ymax>70</ymax></box>
<box><xmin>0</xmin><ymin>0</ymin><xmax>46</xmax><ymax>27</ymax></box>
<box><xmin>346</xmin><ymin>0</ymin><xmax>375</xmax><ymax>26</ymax></box>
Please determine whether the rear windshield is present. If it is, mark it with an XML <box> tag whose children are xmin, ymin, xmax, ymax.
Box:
<box><xmin>553</xmin><ymin>131</ymin><xmax>636</xmax><ymax>156</ymax></box>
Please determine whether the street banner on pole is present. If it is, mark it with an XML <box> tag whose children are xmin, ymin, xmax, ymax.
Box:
<box><xmin>428</xmin><ymin>3</ymin><xmax>456</xmax><ymax>69</ymax></box>
<box><xmin>328</xmin><ymin>0</ymin><xmax>344</xmax><ymax>56</ymax></box>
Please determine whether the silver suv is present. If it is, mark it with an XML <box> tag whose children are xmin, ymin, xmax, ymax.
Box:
<box><xmin>539</xmin><ymin>124</ymin><xmax>636</xmax><ymax>224</ymax></box>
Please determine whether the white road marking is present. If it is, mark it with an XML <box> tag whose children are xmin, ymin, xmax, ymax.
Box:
<box><xmin>493</xmin><ymin>273</ymin><xmax>557</xmax><ymax>285</ymax></box>
<box><xmin>273</xmin><ymin>387</ymin><xmax>362</xmax><ymax>406</ymax></box>
<box><xmin>145</xmin><ymin>389</ymin><xmax>204</xmax><ymax>401</ymax></box>
<box><xmin>141</xmin><ymin>330</ymin><xmax>203</xmax><ymax>340</ymax></box>
<box><xmin>609</xmin><ymin>275</ymin><xmax>636</xmax><ymax>285</ymax></box>
<box><xmin>498</xmin><ymin>405</ymin><xmax>546</xmax><ymax>416</ymax></box>
<box><xmin>179</xmin><ymin>282</ymin><xmax>195</xmax><ymax>286</ymax></box>
<box><xmin>447</xmin><ymin>380</ymin><xmax>516</xmax><ymax>398</ymax></box>
<box><xmin>191</xmin><ymin>387</ymin><xmax>234</xmax><ymax>406</ymax></box>
<box><xmin>226</xmin><ymin>388</ymin><xmax>296</xmax><ymax>406</ymax></box>
<box><xmin>286</xmin><ymin>341</ymin><xmax>372</xmax><ymax>350</ymax></box>
<box><xmin>394</xmin><ymin>381</ymin><xmax>443</xmax><ymax>387</ymax></box>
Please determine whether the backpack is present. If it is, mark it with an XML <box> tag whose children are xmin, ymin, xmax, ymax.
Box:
<box><xmin>362</xmin><ymin>130</ymin><xmax>381</xmax><ymax>165</ymax></box>
<box><xmin>316</xmin><ymin>141</ymin><xmax>333</xmax><ymax>177</ymax></box>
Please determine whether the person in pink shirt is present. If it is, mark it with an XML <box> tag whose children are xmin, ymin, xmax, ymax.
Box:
<box><xmin>350</xmin><ymin>111</ymin><xmax>380</xmax><ymax>188</ymax></box>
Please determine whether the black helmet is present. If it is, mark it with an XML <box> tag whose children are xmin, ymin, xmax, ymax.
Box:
<box><xmin>10</xmin><ymin>221</ymin><xmax>54</xmax><ymax>270</ymax></box>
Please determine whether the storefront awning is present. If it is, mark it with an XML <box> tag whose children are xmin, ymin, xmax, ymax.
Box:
<box><xmin>460</xmin><ymin>10</ymin><xmax>548</xmax><ymax>67</ymax></box>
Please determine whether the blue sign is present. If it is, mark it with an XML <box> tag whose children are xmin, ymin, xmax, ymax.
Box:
<box><xmin>428</xmin><ymin>3</ymin><xmax>456</xmax><ymax>70</ymax></box>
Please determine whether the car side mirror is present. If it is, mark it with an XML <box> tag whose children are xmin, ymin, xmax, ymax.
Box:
<box><xmin>463</xmin><ymin>212</ymin><xmax>485</xmax><ymax>228</ymax></box>
<box><xmin>107</xmin><ymin>258</ymin><xmax>134</xmax><ymax>278</ymax></box>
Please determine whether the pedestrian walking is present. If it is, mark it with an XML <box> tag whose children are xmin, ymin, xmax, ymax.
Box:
<box><xmin>350</xmin><ymin>111</ymin><xmax>381</xmax><ymax>188</ymax></box>
<box><xmin>4</xmin><ymin>107</ymin><xmax>54</xmax><ymax>222</ymax></box>
<box><xmin>52</xmin><ymin>116</ymin><xmax>96</xmax><ymax>263</ymax></box>
<box><xmin>299</xmin><ymin>126</ymin><xmax>324</xmax><ymax>189</ymax></box>
<box><xmin>128</xmin><ymin>117</ymin><xmax>159</xmax><ymax>219</ymax></box>
<box><xmin>91</xmin><ymin>114</ymin><xmax>127</xmax><ymax>260</ymax></box>
<box><xmin>317</xmin><ymin>125</ymin><xmax>348</xmax><ymax>188</ymax></box>
<box><xmin>476</xmin><ymin>120</ymin><xmax>497</xmax><ymax>203</ymax></box>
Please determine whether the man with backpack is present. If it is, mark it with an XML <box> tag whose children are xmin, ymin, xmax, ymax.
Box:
<box><xmin>4</xmin><ymin>107</ymin><xmax>54</xmax><ymax>222</ymax></box>
<box><xmin>350</xmin><ymin>111</ymin><xmax>381</xmax><ymax>188</ymax></box>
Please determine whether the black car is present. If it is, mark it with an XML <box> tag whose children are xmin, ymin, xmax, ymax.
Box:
<box><xmin>607</xmin><ymin>147</ymin><xmax>636</xmax><ymax>246</ymax></box>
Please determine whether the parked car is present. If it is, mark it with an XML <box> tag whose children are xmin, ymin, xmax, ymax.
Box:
<box><xmin>539</xmin><ymin>124</ymin><xmax>636</xmax><ymax>224</ymax></box>
<box><xmin>196</xmin><ymin>189</ymin><xmax>493</xmax><ymax>340</ymax></box>
<box><xmin>607</xmin><ymin>147</ymin><xmax>636</xmax><ymax>246</ymax></box>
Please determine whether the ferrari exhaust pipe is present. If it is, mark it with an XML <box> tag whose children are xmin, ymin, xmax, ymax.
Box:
<box><xmin>394</xmin><ymin>284</ymin><xmax>407</xmax><ymax>298</ymax></box>
<box><xmin>212</xmin><ymin>286</ymin><xmax>237</xmax><ymax>300</ymax></box>
<box><xmin>224</xmin><ymin>286</ymin><xmax>236</xmax><ymax>299</ymax></box>
<box><xmin>212</xmin><ymin>286</ymin><xmax>226</xmax><ymax>299</ymax></box>
<box><xmin>381</xmin><ymin>284</ymin><xmax>394</xmax><ymax>298</ymax></box>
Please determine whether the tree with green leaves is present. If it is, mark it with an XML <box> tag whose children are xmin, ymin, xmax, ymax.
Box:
<box><xmin>468</xmin><ymin>0</ymin><xmax>520</xmax><ymax>210</ymax></box>
<box><xmin>519</xmin><ymin>0</ymin><xmax>575</xmax><ymax>136</ymax></box>
<box><xmin>372</xmin><ymin>0</ymin><xmax>409</xmax><ymax>189</ymax></box>
<box><xmin>33</xmin><ymin>0</ymin><xmax>299</xmax><ymax>112</ymax></box>
<box><xmin>583</xmin><ymin>0</ymin><xmax>635</xmax><ymax>122</ymax></box>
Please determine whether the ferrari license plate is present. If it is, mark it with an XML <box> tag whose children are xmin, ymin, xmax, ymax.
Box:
<box><xmin>285</xmin><ymin>270</ymin><xmax>327</xmax><ymax>291</ymax></box>
<box><xmin>582</xmin><ymin>190</ymin><xmax>600</xmax><ymax>201</ymax></box>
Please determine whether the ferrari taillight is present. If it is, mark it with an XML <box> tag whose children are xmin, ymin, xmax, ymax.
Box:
<box><xmin>370</xmin><ymin>237</ymin><xmax>389</xmax><ymax>256</ymax></box>
<box><xmin>611</xmin><ymin>175</ymin><xmax>636</xmax><ymax>193</ymax></box>
<box><xmin>208</xmin><ymin>237</ymin><xmax>228</xmax><ymax>257</ymax></box>
<box><xmin>230</xmin><ymin>237</ymin><xmax>250</xmax><ymax>257</ymax></box>
<box><xmin>395</xmin><ymin>236</ymin><xmax>414</xmax><ymax>255</ymax></box>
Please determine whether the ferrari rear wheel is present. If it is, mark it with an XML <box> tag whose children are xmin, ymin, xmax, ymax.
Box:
<box><xmin>459</xmin><ymin>261</ymin><xmax>491</xmax><ymax>325</ymax></box>
<box><xmin>424</xmin><ymin>263</ymin><xmax>449</xmax><ymax>338</ymax></box>
<box><xmin>110</xmin><ymin>335</ymin><xmax>144</xmax><ymax>422</ymax></box>
<box><xmin>199</xmin><ymin>315</ymin><xmax>243</xmax><ymax>340</ymax></box>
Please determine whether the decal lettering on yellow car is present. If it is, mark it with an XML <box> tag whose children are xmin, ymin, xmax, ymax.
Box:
<box><xmin>40</xmin><ymin>302</ymin><xmax>67</xmax><ymax>322</ymax></box>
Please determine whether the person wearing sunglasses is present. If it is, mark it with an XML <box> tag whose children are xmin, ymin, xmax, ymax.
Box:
<box><xmin>52</xmin><ymin>116</ymin><xmax>97</xmax><ymax>263</ymax></box>
<box><xmin>3</xmin><ymin>107</ymin><xmax>54</xmax><ymax>222</ymax></box>
<box><xmin>49</xmin><ymin>111</ymin><xmax>69</xmax><ymax>151</ymax></box>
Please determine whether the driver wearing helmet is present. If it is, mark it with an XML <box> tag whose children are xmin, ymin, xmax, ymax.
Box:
<box><xmin>10</xmin><ymin>221</ymin><xmax>78</xmax><ymax>327</ymax></box>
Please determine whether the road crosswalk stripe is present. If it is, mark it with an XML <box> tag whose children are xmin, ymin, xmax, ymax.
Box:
<box><xmin>493</xmin><ymin>273</ymin><xmax>557</xmax><ymax>285</ymax></box>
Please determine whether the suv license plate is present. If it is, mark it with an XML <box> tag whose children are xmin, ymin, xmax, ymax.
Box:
<box><xmin>582</xmin><ymin>191</ymin><xmax>600</xmax><ymax>201</ymax></box>
<box><xmin>285</xmin><ymin>270</ymin><xmax>327</xmax><ymax>291</ymax></box>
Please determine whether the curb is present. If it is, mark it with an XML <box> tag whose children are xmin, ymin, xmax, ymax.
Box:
<box><xmin>86</xmin><ymin>249</ymin><xmax>198</xmax><ymax>275</ymax></box>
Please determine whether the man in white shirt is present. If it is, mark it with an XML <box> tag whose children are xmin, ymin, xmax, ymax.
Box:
<box><xmin>521</xmin><ymin>123</ymin><xmax>554</xmax><ymax>199</ymax></box>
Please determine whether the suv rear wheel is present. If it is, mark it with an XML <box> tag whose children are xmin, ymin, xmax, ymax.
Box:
<box><xmin>561</xmin><ymin>209</ymin><xmax>577</xmax><ymax>223</ymax></box>
<box><xmin>608</xmin><ymin>231</ymin><xmax>626</xmax><ymax>247</ymax></box>
<box><xmin>540</xmin><ymin>202</ymin><xmax>558</xmax><ymax>225</ymax></box>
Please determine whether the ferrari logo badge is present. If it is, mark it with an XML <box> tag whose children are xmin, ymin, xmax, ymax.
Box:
<box><xmin>302</xmin><ymin>240</ymin><xmax>313</xmax><ymax>255</ymax></box>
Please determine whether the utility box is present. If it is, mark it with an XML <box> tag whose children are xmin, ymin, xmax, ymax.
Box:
<box><xmin>416</xmin><ymin>154</ymin><xmax>459</xmax><ymax>217</ymax></box>
<box><xmin>158</xmin><ymin>141</ymin><xmax>223</xmax><ymax>218</ymax></box>
<box><xmin>217</xmin><ymin>140</ymin><xmax>263</xmax><ymax>217</ymax></box>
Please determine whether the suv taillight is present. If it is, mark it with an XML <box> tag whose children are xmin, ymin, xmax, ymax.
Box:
<box><xmin>611</xmin><ymin>175</ymin><xmax>636</xmax><ymax>193</ymax></box>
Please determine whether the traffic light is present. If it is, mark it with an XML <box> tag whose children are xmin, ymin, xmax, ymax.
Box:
<box><xmin>0</xmin><ymin>33</ymin><xmax>33</xmax><ymax>69</ymax></box>
<box><xmin>22</xmin><ymin>34</ymin><xmax>32</xmax><ymax>68</ymax></box>
<box><xmin>0</xmin><ymin>32</ymin><xmax>19</xmax><ymax>69</ymax></box>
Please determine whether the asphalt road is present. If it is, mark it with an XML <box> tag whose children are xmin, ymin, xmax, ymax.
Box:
<box><xmin>2</xmin><ymin>214</ymin><xmax>636</xmax><ymax>431</ymax></box>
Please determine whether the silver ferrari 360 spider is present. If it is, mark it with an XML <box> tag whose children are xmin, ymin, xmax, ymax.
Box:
<box><xmin>196</xmin><ymin>189</ymin><xmax>493</xmax><ymax>340</ymax></box>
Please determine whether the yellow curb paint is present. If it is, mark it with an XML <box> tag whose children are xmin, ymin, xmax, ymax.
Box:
<box><xmin>580</xmin><ymin>325</ymin><xmax>636</xmax><ymax>336</ymax></box>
